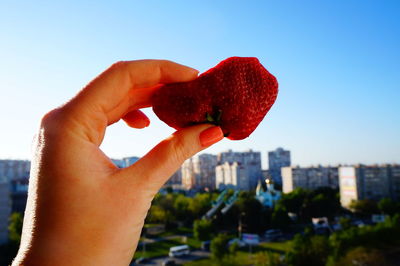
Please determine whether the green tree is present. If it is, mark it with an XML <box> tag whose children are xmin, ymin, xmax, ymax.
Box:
<box><xmin>334</xmin><ymin>247</ymin><xmax>390</xmax><ymax>266</ymax></box>
<box><xmin>338</xmin><ymin>217</ymin><xmax>352</xmax><ymax>230</ymax></box>
<box><xmin>349</xmin><ymin>199</ymin><xmax>378</xmax><ymax>216</ymax></box>
<box><xmin>253</xmin><ymin>251</ymin><xmax>282</xmax><ymax>266</ymax></box>
<box><xmin>174</xmin><ymin>194</ymin><xmax>192</xmax><ymax>222</ymax></box>
<box><xmin>8</xmin><ymin>212</ymin><xmax>23</xmax><ymax>244</ymax></box>
<box><xmin>235</xmin><ymin>192</ymin><xmax>264</xmax><ymax>233</ymax></box>
<box><xmin>228</xmin><ymin>241</ymin><xmax>239</xmax><ymax>255</ymax></box>
<box><xmin>210</xmin><ymin>234</ymin><xmax>229</xmax><ymax>260</ymax></box>
<box><xmin>193</xmin><ymin>219</ymin><xmax>213</xmax><ymax>241</ymax></box>
<box><xmin>286</xmin><ymin>233</ymin><xmax>330</xmax><ymax>266</ymax></box>
<box><xmin>378</xmin><ymin>198</ymin><xmax>398</xmax><ymax>216</ymax></box>
<box><xmin>279</xmin><ymin>188</ymin><xmax>308</xmax><ymax>215</ymax></box>
<box><xmin>189</xmin><ymin>193</ymin><xmax>212</xmax><ymax>219</ymax></box>
<box><xmin>271</xmin><ymin>206</ymin><xmax>291</xmax><ymax>230</ymax></box>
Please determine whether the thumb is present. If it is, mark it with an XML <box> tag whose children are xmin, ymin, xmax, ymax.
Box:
<box><xmin>121</xmin><ymin>124</ymin><xmax>223</xmax><ymax>192</ymax></box>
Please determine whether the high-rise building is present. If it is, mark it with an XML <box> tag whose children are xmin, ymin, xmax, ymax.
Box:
<box><xmin>217</xmin><ymin>149</ymin><xmax>262</xmax><ymax>190</ymax></box>
<box><xmin>181</xmin><ymin>154</ymin><xmax>217</xmax><ymax>190</ymax></box>
<box><xmin>123</xmin><ymin>156</ymin><xmax>140</xmax><ymax>167</ymax></box>
<box><xmin>282</xmin><ymin>165</ymin><xmax>338</xmax><ymax>193</ymax></box>
<box><xmin>268</xmin><ymin>148</ymin><xmax>291</xmax><ymax>185</ymax></box>
<box><xmin>0</xmin><ymin>160</ymin><xmax>30</xmax><ymax>182</ymax></box>
<box><xmin>111</xmin><ymin>156</ymin><xmax>140</xmax><ymax>168</ymax></box>
<box><xmin>165</xmin><ymin>168</ymin><xmax>182</xmax><ymax>186</ymax></box>
<box><xmin>0</xmin><ymin>182</ymin><xmax>11</xmax><ymax>244</ymax></box>
<box><xmin>339</xmin><ymin>164</ymin><xmax>400</xmax><ymax>207</ymax></box>
<box><xmin>215</xmin><ymin>162</ymin><xmax>249</xmax><ymax>190</ymax></box>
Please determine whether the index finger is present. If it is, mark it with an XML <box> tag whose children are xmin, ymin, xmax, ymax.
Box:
<box><xmin>69</xmin><ymin>60</ymin><xmax>199</xmax><ymax>124</ymax></box>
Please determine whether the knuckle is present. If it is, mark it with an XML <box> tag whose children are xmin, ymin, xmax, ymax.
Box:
<box><xmin>110</xmin><ymin>60</ymin><xmax>128</xmax><ymax>72</ymax></box>
<box><xmin>170</xmin><ymin>135</ymin><xmax>189</xmax><ymax>164</ymax></box>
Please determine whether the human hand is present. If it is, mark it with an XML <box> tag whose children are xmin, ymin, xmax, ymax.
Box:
<box><xmin>13</xmin><ymin>60</ymin><xmax>224</xmax><ymax>265</ymax></box>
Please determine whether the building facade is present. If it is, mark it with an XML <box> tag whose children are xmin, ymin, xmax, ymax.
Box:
<box><xmin>339</xmin><ymin>164</ymin><xmax>400</xmax><ymax>207</ymax></box>
<box><xmin>0</xmin><ymin>160</ymin><xmax>30</xmax><ymax>182</ymax></box>
<box><xmin>215</xmin><ymin>162</ymin><xmax>249</xmax><ymax>190</ymax></box>
<box><xmin>217</xmin><ymin>149</ymin><xmax>262</xmax><ymax>190</ymax></box>
<box><xmin>268</xmin><ymin>148</ymin><xmax>291</xmax><ymax>185</ymax></box>
<box><xmin>282</xmin><ymin>165</ymin><xmax>339</xmax><ymax>193</ymax></box>
<box><xmin>0</xmin><ymin>182</ymin><xmax>11</xmax><ymax>244</ymax></box>
<box><xmin>181</xmin><ymin>154</ymin><xmax>217</xmax><ymax>190</ymax></box>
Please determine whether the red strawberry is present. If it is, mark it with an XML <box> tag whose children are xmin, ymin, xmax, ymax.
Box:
<box><xmin>152</xmin><ymin>57</ymin><xmax>278</xmax><ymax>140</ymax></box>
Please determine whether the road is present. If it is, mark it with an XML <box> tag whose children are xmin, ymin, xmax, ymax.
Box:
<box><xmin>134</xmin><ymin>249</ymin><xmax>210</xmax><ymax>265</ymax></box>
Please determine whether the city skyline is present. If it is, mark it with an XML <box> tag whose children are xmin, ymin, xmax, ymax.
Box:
<box><xmin>1</xmin><ymin>1</ymin><xmax>399</xmax><ymax>167</ymax></box>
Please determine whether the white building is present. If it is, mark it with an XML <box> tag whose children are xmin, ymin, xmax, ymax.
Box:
<box><xmin>282</xmin><ymin>165</ymin><xmax>338</xmax><ymax>193</ymax></box>
<box><xmin>215</xmin><ymin>162</ymin><xmax>249</xmax><ymax>190</ymax></box>
<box><xmin>217</xmin><ymin>149</ymin><xmax>262</xmax><ymax>190</ymax></box>
<box><xmin>339</xmin><ymin>164</ymin><xmax>400</xmax><ymax>207</ymax></box>
<box><xmin>181</xmin><ymin>154</ymin><xmax>217</xmax><ymax>190</ymax></box>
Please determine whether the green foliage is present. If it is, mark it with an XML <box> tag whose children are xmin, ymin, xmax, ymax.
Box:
<box><xmin>334</xmin><ymin>247</ymin><xmax>390</xmax><ymax>266</ymax></box>
<box><xmin>235</xmin><ymin>192</ymin><xmax>264</xmax><ymax>233</ymax></box>
<box><xmin>286</xmin><ymin>233</ymin><xmax>330</xmax><ymax>266</ymax></box>
<box><xmin>210</xmin><ymin>234</ymin><xmax>229</xmax><ymax>260</ymax></box>
<box><xmin>349</xmin><ymin>199</ymin><xmax>378</xmax><ymax>216</ymax></box>
<box><xmin>174</xmin><ymin>194</ymin><xmax>192</xmax><ymax>221</ymax></box>
<box><xmin>228</xmin><ymin>241</ymin><xmax>239</xmax><ymax>255</ymax></box>
<box><xmin>193</xmin><ymin>219</ymin><xmax>213</xmax><ymax>241</ymax></box>
<box><xmin>277</xmin><ymin>187</ymin><xmax>341</xmax><ymax>222</ymax></box>
<box><xmin>278</xmin><ymin>188</ymin><xmax>308</xmax><ymax>214</ymax></box>
<box><xmin>271</xmin><ymin>206</ymin><xmax>291</xmax><ymax>230</ymax></box>
<box><xmin>189</xmin><ymin>193</ymin><xmax>213</xmax><ymax>218</ymax></box>
<box><xmin>253</xmin><ymin>251</ymin><xmax>282</xmax><ymax>266</ymax></box>
<box><xmin>329</xmin><ymin>214</ymin><xmax>400</xmax><ymax>261</ymax></box>
<box><xmin>8</xmin><ymin>212</ymin><xmax>23</xmax><ymax>244</ymax></box>
<box><xmin>338</xmin><ymin>217</ymin><xmax>352</xmax><ymax>230</ymax></box>
<box><xmin>378</xmin><ymin>198</ymin><xmax>398</xmax><ymax>216</ymax></box>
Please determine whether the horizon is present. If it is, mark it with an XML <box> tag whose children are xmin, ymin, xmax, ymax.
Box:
<box><xmin>1</xmin><ymin>1</ymin><xmax>399</xmax><ymax>169</ymax></box>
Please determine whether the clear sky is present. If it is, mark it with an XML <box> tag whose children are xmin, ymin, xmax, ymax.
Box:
<box><xmin>1</xmin><ymin>1</ymin><xmax>399</xmax><ymax>168</ymax></box>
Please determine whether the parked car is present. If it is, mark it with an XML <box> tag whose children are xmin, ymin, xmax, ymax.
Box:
<box><xmin>162</xmin><ymin>258</ymin><xmax>176</xmax><ymax>266</ymax></box>
<box><xmin>264</xmin><ymin>229</ymin><xmax>284</xmax><ymax>241</ymax></box>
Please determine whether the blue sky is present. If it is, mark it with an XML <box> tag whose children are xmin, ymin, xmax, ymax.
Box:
<box><xmin>1</xmin><ymin>1</ymin><xmax>399</xmax><ymax>168</ymax></box>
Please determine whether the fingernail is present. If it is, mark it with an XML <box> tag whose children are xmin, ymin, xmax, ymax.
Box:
<box><xmin>199</xmin><ymin>126</ymin><xmax>224</xmax><ymax>147</ymax></box>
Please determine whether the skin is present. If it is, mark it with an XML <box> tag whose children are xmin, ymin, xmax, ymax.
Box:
<box><xmin>12</xmin><ymin>60</ymin><xmax>223</xmax><ymax>266</ymax></box>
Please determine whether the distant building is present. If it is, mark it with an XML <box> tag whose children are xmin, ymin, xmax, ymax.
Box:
<box><xmin>256</xmin><ymin>179</ymin><xmax>281</xmax><ymax>208</ymax></box>
<box><xmin>268</xmin><ymin>148</ymin><xmax>291</xmax><ymax>185</ymax></box>
<box><xmin>10</xmin><ymin>177</ymin><xmax>29</xmax><ymax>213</ymax></box>
<box><xmin>165</xmin><ymin>168</ymin><xmax>182</xmax><ymax>186</ymax></box>
<box><xmin>217</xmin><ymin>149</ymin><xmax>262</xmax><ymax>190</ymax></box>
<box><xmin>216</xmin><ymin>162</ymin><xmax>249</xmax><ymax>190</ymax></box>
<box><xmin>123</xmin><ymin>156</ymin><xmax>140</xmax><ymax>167</ymax></box>
<box><xmin>282</xmin><ymin>165</ymin><xmax>338</xmax><ymax>193</ymax></box>
<box><xmin>0</xmin><ymin>160</ymin><xmax>30</xmax><ymax>182</ymax></box>
<box><xmin>111</xmin><ymin>159</ymin><xmax>125</xmax><ymax>168</ymax></box>
<box><xmin>111</xmin><ymin>156</ymin><xmax>140</xmax><ymax>168</ymax></box>
<box><xmin>181</xmin><ymin>154</ymin><xmax>217</xmax><ymax>190</ymax></box>
<box><xmin>0</xmin><ymin>182</ymin><xmax>11</xmax><ymax>244</ymax></box>
<box><xmin>339</xmin><ymin>164</ymin><xmax>400</xmax><ymax>207</ymax></box>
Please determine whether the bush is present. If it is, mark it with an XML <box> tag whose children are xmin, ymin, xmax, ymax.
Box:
<box><xmin>210</xmin><ymin>234</ymin><xmax>229</xmax><ymax>260</ymax></box>
<box><xmin>193</xmin><ymin>219</ymin><xmax>213</xmax><ymax>241</ymax></box>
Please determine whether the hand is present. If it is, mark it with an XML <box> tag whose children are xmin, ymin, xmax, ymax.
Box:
<box><xmin>13</xmin><ymin>60</ymin><xmax>224</xmax><ymax>265</ymax></box>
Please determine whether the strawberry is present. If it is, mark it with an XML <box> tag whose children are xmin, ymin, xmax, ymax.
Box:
<box><xmin>152</xmin><ymin>57</ymin><xmax>278</xmax><ymax>140</ymax></box>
